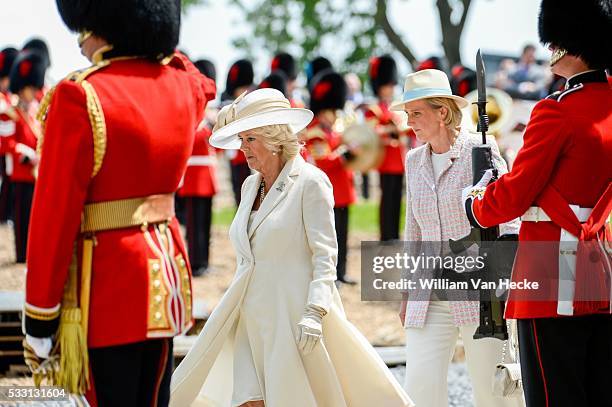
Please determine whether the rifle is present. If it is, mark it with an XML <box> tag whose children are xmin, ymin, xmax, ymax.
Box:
<box><xmin>450</xmin><ymin>49</ymin><xmax>508</xmax><ymax>340</ymax></box>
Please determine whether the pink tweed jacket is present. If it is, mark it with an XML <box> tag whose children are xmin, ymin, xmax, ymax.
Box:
<box><xmin>403</xmin><ymin>129</ymin><xmax>519</xmax><ymax>328</ymax></box>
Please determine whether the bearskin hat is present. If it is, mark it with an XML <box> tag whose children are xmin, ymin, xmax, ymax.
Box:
<box><xmin>55</xmin><ymin>0</ymin><xmax>181</xmax><ymax>60</ymax></box>
<box><xmin>222</xmin><ymin>59</ymin><xmax>254</xmax><ymax>101</ymax></box>
<box><xmin>306</xmin><ymin>56</ymin><xmax>332</xmax><ymax>89</ymax></box>
<box><xmin>450</xmin><ymin>64</ymin><xmax>477</xmax><ymax>97</ymax></box>
<box><xmin>538</xmin><ymin>0</ymin><xmax>612</xmax><ymax>70</ymax></box>
<box><xmin>9</xmin><ymin>51</ymin><xmax>47</xmax><ymax>94</ymax></box>
<box><xmin>22</xmin><ymin>38</ymin><xmax>51</xmax><ymax>69</ymax></box>
<box><xmin>417</xmin><ymin>56</ymin><xmax>445</xmax><ymax>72</ymax></box>
<box><xmin>0</xmin><ymin>47</ymin><xmax>19</xmax><ymax>78</ymax></box>
<box><xmin>271</xmin><ymin>52</ymin><xmax>297</xmax><ymax>80</ymax></box>
<box><xmin>369</xmin><ymin>54</ymin><xmax>398</xmax><ymax>96</ymax></box>
<box><xmin>309</xmin><ymin>69</ymin><xmax>347</xmax><ymax>115</ymax></box>
<box><xmin>259</xmin><ymin>70</ymin><xmax>288</xmax><ymax>96</ymax></box>
<box><xmin>194</xmin><ymin>59</ymin><xmax>216</xmax><ymax>83</ymax></box>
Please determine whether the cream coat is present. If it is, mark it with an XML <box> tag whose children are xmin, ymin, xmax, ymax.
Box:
<box><xmin>170</xmin><ymin>155</ymin><xmax>413</xmax><ymax>407</ymax></box>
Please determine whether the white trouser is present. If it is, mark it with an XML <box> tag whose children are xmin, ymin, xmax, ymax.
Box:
<box><xmin>404</xmin><ymin>301</ymin><xmax>524</xmax><ymax>407</ymax></box>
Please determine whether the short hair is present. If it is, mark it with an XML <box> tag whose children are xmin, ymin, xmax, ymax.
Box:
<box><xmin>425</xmin><ymin>97</ymin><xmax>463</xmax><ymax>130</ymax></box>
<box><xmin>252</xmin><ymin>124</ymin><xmax>300</xmax><ymax>161</ymax></box>
<box><xmin>522</xmin><ymin>44</ymin><xmax>536</xmax><ymax>55</ymax></box>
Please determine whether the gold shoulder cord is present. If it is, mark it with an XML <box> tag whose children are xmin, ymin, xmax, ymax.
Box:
<box><xmin>79</xmin><ymin>80</ymin><xmax>107</xmax><ymax>177</ymax></box>
<box><xmin>36</xmin><ymin>60</ymin><xmax>109</xmax><ymax>167</ymax></box>
<box><xmin>35</xmin><ymin>86</ymin><xmax>55</xmax><ymax>156</ymax></box>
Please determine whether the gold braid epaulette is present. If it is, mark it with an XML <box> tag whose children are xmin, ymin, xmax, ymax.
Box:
<box><xmin>36</xmin><ymin>62</ymin><xmax>109</xmax><ymax>178</ymax></box>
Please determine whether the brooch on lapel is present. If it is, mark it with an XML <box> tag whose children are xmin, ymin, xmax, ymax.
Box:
<box><xmin>276</xmin><ymin>181</ymin><xmax>286</xmax><ymax>193</ymax></box>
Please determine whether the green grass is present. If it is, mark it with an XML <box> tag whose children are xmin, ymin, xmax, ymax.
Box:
<box><xmin>213</xmin><ymin>200</ymin><xmax>406</xmax><ymax>234</ymax></box>
<box><xmin>212</xmin><ymin>206</ymin><xmax>237</xmax><ymax>227</ymax></box>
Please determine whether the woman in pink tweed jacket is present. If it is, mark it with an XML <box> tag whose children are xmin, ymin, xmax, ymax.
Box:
<box><xmin>391</xmin><ymin>69</ymin><xmax>522</xmax><ymax>407</ymax></box>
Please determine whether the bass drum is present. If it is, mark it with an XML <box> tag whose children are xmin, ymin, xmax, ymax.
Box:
<box><xmin>341</xmin><ymin>123</ymin><xmax>382</xmax><ymax>172</ymax></box>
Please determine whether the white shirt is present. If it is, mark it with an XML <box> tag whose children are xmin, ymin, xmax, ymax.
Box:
<box><xmin>431</xmin><ymin>150</ymin><xmax>451</xmax><ymax>182</ymax></box>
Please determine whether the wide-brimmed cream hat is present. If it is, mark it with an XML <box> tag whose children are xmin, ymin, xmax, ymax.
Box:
<box><xmin>390</xmin><ymin>69</ymin><xmax>469</xmax><ymax>111</ymax></box>
<box><xmin>210</xmin><ymin>88</ymin><xmax>313</xmax><ymax>149</ymax></box>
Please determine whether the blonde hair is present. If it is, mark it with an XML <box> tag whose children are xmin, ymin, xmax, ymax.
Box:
<box><xmin>425</xmin><ymin>97</ymin><xmax>463</xmax><ymax>130</ymax></box>
<box><xmin>252</xmin><ymin>124</ymin><xmax>300</xmax><ymax>161</ymax></box>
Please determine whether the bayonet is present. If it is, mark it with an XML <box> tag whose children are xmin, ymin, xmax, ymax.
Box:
<box><xmin>475</xmin><ymin>49</ymin><xmax>489</xmax><ymax>144</ymax></box>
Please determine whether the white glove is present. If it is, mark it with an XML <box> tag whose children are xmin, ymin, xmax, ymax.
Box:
<box><xmin>296</xmin><ymin>305</ymin><xmax>326</xmax><ymax>355</ymax></box>
<box><xmin>462</xmin><ymin>169</ymin><xmax>494</xmax><ymax>216</ymax></box>
<box><xmin>25</xmin><ymin>335</ymin><xmax>53</xmax><ymax>359</ymax></box>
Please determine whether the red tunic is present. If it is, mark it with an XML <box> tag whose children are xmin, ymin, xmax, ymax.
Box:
<box><xmin>0</xmin><ymin>92</ymin><xmax>17</xmax><ymax>156</ymax></box>
<box><xmin>7</xmin><ymin>107</ymin><xmax>38</xmax><ymax>183</ymax></box>
<box><xmin>25</xmin><ymin>54</ymin><xmax>215</xmax><ymax>347</ymax></box>
<box><xmin>177</xmin><ymin>125</ymin><xmax>217</xmax><ymax>197</ymax></box>
<box><xmin>304</xmin><ymin>119</ymin><xmax>355</xmax><ymax>207</ymax></box>
<box><xmin>364</xmin><ymin>101</ymin><xmax>406</xmax><ymax>174</ymax></box>
<box><xmin>467</xmin><ymin>70</ymin><xmax>612</xmax><ymax>319</ymax></box>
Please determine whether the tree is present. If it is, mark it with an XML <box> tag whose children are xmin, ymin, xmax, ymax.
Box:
<box><xmin>182</xmin><ymin>0</ymin><xmax>206</xmax><ymax>9</ymax></box>
<box><xmin>223</xmin><ymin>0</ymin><xmax>477</xmax><ymax>74</ymax></box>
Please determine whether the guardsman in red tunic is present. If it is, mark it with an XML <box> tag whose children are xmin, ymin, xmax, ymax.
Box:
<box><xmin>304</xmin><ymin>69</ymin><xmax>357</xmax><ymax>284</ymax></box>
<box><xmin>271</xmin><ymin>52</ymin><xmax>304</xmax><ymax>108</ymax></box>
<box><xmin>222</xmin><ymin>59</ymin><xmax>254</xmax><ymax>206</ymax></box>
<box><xmin>7</xmin><ymin>50</ymin><xmax>46</xmax><ymax>263</ymax></box>
<box><xmin>178</xmin><ymin>59</ymin><xmax>218</xmax><ymax>277</ymax></box>
<box><xmin>0</xmin><ymin>47</ymin><xmax>19</xmax><ymax>224</ymax></box>
<box><xmin>364</xmin><ymin>55</ymin><xmax>407</xmax><ymax>241</ymax></box>
<box><xmin>463</xmin><ymin>1</ymin><xmax>611</xmax><ymax>405</ymax></box>
<box><xmin>23</xmin><ymin>1</ymin><xmax>215</xmax><ymax>404</ymax></box>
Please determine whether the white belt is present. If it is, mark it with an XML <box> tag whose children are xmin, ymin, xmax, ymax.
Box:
<box><xmin>187</xmin><ymin>155</ymin><xmax>216</xmax><ymax>166</ymax></box>
<box><xmin>0</xmin><ymin>120</ymin><xmax>16</xmax><ymax>136</ymax></box>
<box><xmin>520</xmin><ymin>205</ymin><xmax>593</xmax><ymax>223</ymax></box>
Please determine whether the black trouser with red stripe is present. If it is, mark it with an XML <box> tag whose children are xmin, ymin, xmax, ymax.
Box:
<box><xmin>185</xmin><ymin>196</ymin><xmax>212</xmax><ymax>271</ymax></box>
<box><xmin>13</xmin><ymin>181</ymin><xmax>34</xmax><ymax>263</ymax></box>
<box><xmin>89</xmin><ymin>338</ymin><xmax>173</xmax><ymax>407</ymax></box>
<box><xmin>518</xmin><ymin>315</ymin><xmax>612</xmax><ymax>407</ymax></box>
<box><xmin>334</xmin><ymin>206</ymin><xmax>349</xmax><ymax>281</ymax></box>
<box><xmin>379</xmin><ymin>173</ymin><xmax>403</xmax><ymax>241</ymax></box>
<box><xmin>0</xmin><ymin>157</ymin><xmax>14</xmax><ymax>223</ymax></box>
<box><xmin>230</xmin><ymin>162</ymin><xmax>251</xmax><ymax>206</ymax></box>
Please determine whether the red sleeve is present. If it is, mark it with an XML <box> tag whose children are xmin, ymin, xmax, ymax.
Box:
<box><xmin>24</xmin><ymin>80</ymin><xmax>94</xmax><ymax>337</ymax></box>
<box><xmin>170</xmin><ymin>52</ymin><xmax>217</xmax><ymax>125</ymax></box>
<box><xmin>304</xmin><ymin>138</ymin><xmax>345</xmax><ymax>172</ymax></box>
<box><xmin>470</xmin><ymin>99</ymin><xmax>569</xmax><ymax>227</ymax></box>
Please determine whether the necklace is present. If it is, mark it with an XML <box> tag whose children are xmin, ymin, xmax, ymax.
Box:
<box><xmin>259</xmin><ymin>180</ymin><xmax>266</xmax><ymax>205</ymax></box>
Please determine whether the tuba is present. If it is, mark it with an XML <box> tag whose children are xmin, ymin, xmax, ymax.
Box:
<box><xmin>464</xmin><ymin>87</ymin><xmax>513</xmax><ymax>136</ymax></box>
<box><xmin>333</xmin><ymin>103</ymin><xmax>383</xmax><ymax>172</ymax></box>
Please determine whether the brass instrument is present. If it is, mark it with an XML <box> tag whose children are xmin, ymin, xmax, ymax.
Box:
<box><xmin>333</xmin><ymin>106</ymin><xmax>383</xmax><ymax>172</ymax></box>
<box><xmin>464</xmin><ymin>87</ymin><xmax>513</xmax><ymax>136</ymax></box>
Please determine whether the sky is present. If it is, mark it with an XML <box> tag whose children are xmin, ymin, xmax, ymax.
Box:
<box><xmin>1</xmin><ymin>0</ymin><xmax>549</xmax><ymax>89</ymax></box>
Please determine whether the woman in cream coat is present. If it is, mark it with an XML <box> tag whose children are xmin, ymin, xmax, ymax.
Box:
<box><xmin>170</xmin><ymin>88</ymin><xmax>413</xmax><ymax>407</ymax></box>
<box><xmin>391</xmin><ymin>70</ymin><xmax>523</xmax><ymax>407</ymax></box>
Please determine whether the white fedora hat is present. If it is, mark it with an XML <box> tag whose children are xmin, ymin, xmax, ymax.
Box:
<box><xmin>390</xmin><ymin>69</ymin><xmax>469</xmax><ymax>111</ymax></box>
<box><xmin>210</xmin><ymin>88</ymin><xmax>313</xmax><ymax>149</ymax></box>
